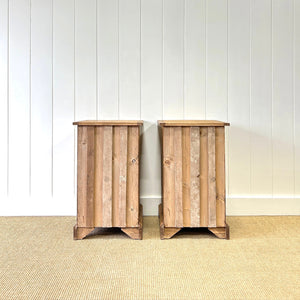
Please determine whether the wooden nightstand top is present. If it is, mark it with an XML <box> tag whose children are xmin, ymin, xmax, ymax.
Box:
<box><xmin>73</xmin><ymin>120</ymin><xmax>143</xmax><ymax>126</ymax></box>
<box><xmin>157</xmin><ymin>120</ymin><xmax>230</xmax><ymax>127</ymax></box>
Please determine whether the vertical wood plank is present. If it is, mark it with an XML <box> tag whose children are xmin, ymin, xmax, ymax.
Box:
<box><xmin>31</xmin><ymin>0</ymin><xmax>52</xmax><ymax>196</ymax></box>
<box><xmin>126</xmin><ymin>126</ymin><xmax>140</xmax><ymax>227</ymax></box>
<box><xmin>94</xmin><ymin>126</ymin><xmax>103</xmax><ymax>227</ymax></box>
<box><xmin>251</xmin><ymin>0</ymin><xmax>272</xmax><ymax>194</ymax></box>
<box><xmin>295</xmin><ymin>0</ymin><xmax>300</xmax><ymax>196</ymax></box>
<box><xmin>119</xmin><ymin>0</ymin><xmax>141</xmax><ymax>119</ymax></box>
<box><xmin>174</xmin><ymin>127</ymin><xmax>183</xmax><ymax>227</ymax></box>
<box><xmin>75</xmin><ymin>0</ymin><xmax>97</xmax><ymax>120</ymax></box>
<box><xmin>182</xmin><ymin>127</ymin><xmax>191</xmax><ymax>227</ymax></box>
<box><xmin>272</xmin><ymin>0</ymin><xmax>294</xmax><ymax>195</ymax></box>
<box><xmin>9</xmin><ymin>0</ymin><xmax>30</xmax><ymax>196</ymax></box>
<box><xmin>77</xmin><ymin>126</ymin><xmax>88</xmax><ymax>227</ymax></box>
<box><xmin>112</xmin><ymin>126</ymin><xmax>120</xmax><ymax>227</ymax></box>
<box><xmin>86</xmin><ymin>126</ymin><xmax>95</xmax><ymax>227</ymax></box>
<box><xmin>77</xmin><ymin>126</ymin><xmax>94</xmax><ymax>227</ymax></box>
<box><xmin>190</xmin><ymin>127</ymin><xmax>200</xmax><ymax>227</ymax></box>
<box><xmin>163</xmin><ymin>0</ymin><xmax>184</xmax><ymax>119</ymax></box>
<box><xmin>102</xmin><ymin>126</ymin><xmax>113</xmax><ymax>227</ymax></box>
<box><xmin>0</xmin><ymin>0</ymin><xmax>8</xmax><ymax>196</ymax></box>
<box><xmin>208</xmin><ymin>127</ymin><xmax>216</xmax><ymax>227</ymax></box>
<box><xmin>185</xmin><ymin>0</ymin><xmax>206</xmax><ymax>119</ymax></box>
<box><xmin>53</xmin><ymin>0</ymin><xmax>75</xmax><ymax>202</ymax></box>
<box><xmin>119</xmin><ymin>126</ymin><xmax>128</xmax><ymax>227</ymax></box>
<box><xmin>228</xmin><ymin>0</ymin><xmax>251</xmax><ymax>195</ymax></box>
<box><xmin>163</xmin><ymin>127</ymin><xmax>175</xmax><ymax>227</ymax></box>
<box><xmin>200</xmin><ymin>127</ymin><xmax>208</xmax><ymax>227</ymax></box>
<box><xmin>215</xmin><ymin>127</ymin><xmax>226</xmax><ymax>227</ymax></box>
<box><xmin>206</xmin><ymin>0</ymin><xmax>228</xmax><ymax>120</ymax></box>
<box><xmin>140</xmin><ymin>0</ymin><xmax>162</xmax><ymax>199</ymax></box>
<box><xmin>97</xmin><ymin>0</ymin><xmax>118</xmax><ymax>119</ymax></box>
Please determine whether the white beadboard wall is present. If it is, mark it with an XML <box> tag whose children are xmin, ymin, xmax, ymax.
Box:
<box><xmin>0</xmin><ymin>0</ymin><xmax>299</xmax><ymax>216</ymax></box>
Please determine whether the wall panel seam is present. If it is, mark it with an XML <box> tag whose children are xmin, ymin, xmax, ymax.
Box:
<box><xmin>293</xmin><ymin>0</ymin><xmax>296</xmax><ymax>198</ymax></box>
<box><xmin>271</xmin><ymin>0</ymin><xmax>274</xmax><ymax>198</ymax></box>
<box><xmin>249</xmin><ymin>0</ymin><xmax>252</xmax><ymax>195</ymax></box>
<box><xmin>117</xmin><ymin>0</ymin><xmax>120</xmax><ymax>120</ymax></box>
<box><xmin>162</xmin><ymin>0</ymin><xmax>164</xmax><ymax>119</ymax></box>
<box><xmin>7</xmin><ymin>0</ymin><xmax>10</xmax><ymax>196</ymax></box>
<box><xmin>51</xmin><ymin>0</ymin><xmax>54</xmax><ymax>196</ymax></box>
<box><xmin>29</xmin><ymin>0</ymin><xmax>32</xmax><ymax>196</ymax></box>
<box><xmin>226</xmin><ymin>0</ymin><xmax>229</xmax><ymax>197</ymax></box>
<box><xmin>96</xmin><ymin>0</ymin><xmax>98</xmax><ymax>120</ymax></box>
<box><xmin>226</xmin><ymin>0</ymin><xmax>229</xmax><ymax>123</ymax></box>
<box><xmin>73</xmin><ymin>0</ymin><xmax>76</xmax><ymax>196</ymax></box>
<box><xmin>204</xmin><ymin>0</ymin><xmax>207</xmax><ymax>119</ymax></box>
<box><xmin>139</xmin><ymin>0</ymin><xmax>142</xmax><ymax>120</ymax></box>
<box><xmin>183</xmin><ymin>0</ymin><xmax>186</xmax><ymax>119</ymax></box>
<box><xmin>226</xmin><ymin>0</ymin><xmax>230</xmax><ymax>196</ymax></box>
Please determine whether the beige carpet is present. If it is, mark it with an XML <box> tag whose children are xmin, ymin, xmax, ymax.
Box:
<box><xmin>0</xmin><ymin>216</ymin><xmax>299</xmax><ymax>300</ymax></box>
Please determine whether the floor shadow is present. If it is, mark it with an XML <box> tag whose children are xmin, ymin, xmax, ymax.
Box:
<box><xmin>84</xmin><ymin>227</ymin><xmax>128</xmax><ymax>240</ymax></box>
<box><xmin>171</xmin><ymin>227</ymin><xmax>217</xmax><ymax>240</ymax></box>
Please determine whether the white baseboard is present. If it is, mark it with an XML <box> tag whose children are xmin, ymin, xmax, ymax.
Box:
<box><xmin>140</xmin><ymin>195</ymin><xmax>300</xmax><ymax>216</ymax></box>
<box><xmin>226</xmin><ymin>195</ymin><xmax>300</xmax><ymax>216</ymax></box>
<box><xmin>0</xmin><ymin>195</ymin><xmax>299</xmax><ymax>216</ymax></box>
<box><xmin>0</xmin><ymin>196</ymin><xmax>76</xmax><ymax>216</ymax></box>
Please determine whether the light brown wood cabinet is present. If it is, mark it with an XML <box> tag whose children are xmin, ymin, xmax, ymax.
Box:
<box><xmin>73</xmin><ymin>120</ymin><xmax>143</xmax><ymax>240</ymax></box>
<box><xmin>158</xmin><ymin>120</ymin><xmax>230</xmax><ymax>239</ymax></box>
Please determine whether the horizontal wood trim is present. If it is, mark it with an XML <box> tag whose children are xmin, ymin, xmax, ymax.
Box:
<box><xmin>73</xmin><ymin>120</ymin><xmax>143</xmax><ymax>126</ymax></box>
<box><xmin>158</xmin><ymin>120</ymin><xmax>230</xmax><ymax>127</ymax></box>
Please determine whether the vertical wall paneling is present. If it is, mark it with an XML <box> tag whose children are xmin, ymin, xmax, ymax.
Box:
<box><xmin>75</xmin><ymin>0</ymin><xmax>97</xmax><ymax>120</ymax></box>
<box><xmin>184</xmin><ymin>0</ymin><xmax>206</xmax><ymax>119</ymax></box>
<box><xmin>1</xmin><ymin>0</ymin><xmax>300</xmax><ymax>215</ymax></box>
<box><xmin>272</xmin><ymin>0</ymin><xmax>294</xmax><ymax>195</ymax></box>
<box><xmin>140</xmin><ymin>0</ymin><xmax>162</xmax><ymax>197</ymax></box>
<box><xmin>119</xmin><ymin>0</ymin><xmax>141</xmax><ymax>119</ymax></box>
<box><xmin>295</xmin><ymin>0</ymin><xmax>300</xmax><ymax>195</ymax></box>
<box><xmin>8</xmin><ymin>0</ymin><xmax>31</xmax><ymax>197</ymax></box>
<box><xmin>163</xmin><ymin>0</ymin><xmax>184</xmax><ymax>119</ymax></box>
<box><xmin>228</xmin><ymin>0</ymin><xmax>251</xmax><ymax>195</ymax></box>
<box><xmin>97</xmin><ymin>0</ymin><xmax>119</xmax><ymax>120</ymax></box>
<box><xmin>206</xmin><ymin>0</ymin><xmax>228</xmax><ymax>121</ymax></box>
<box><xmin>31</xmin><ymin>0</ymin><xmax>53</xmax><ymax>196</ymax></box>
<box><xmin>0</xmin><ymin>0</ymin><xmax>8</xmax><ymax>196</ymax></box>
<box><xmin>53</xmin><ymin>0</ymin><xmax>75</xmax><ymax>204</ymax></box>
<box><xmin>251</xmin><ymin>0</ymin><xmax>272</xmax><ymax>195</ymax></box>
